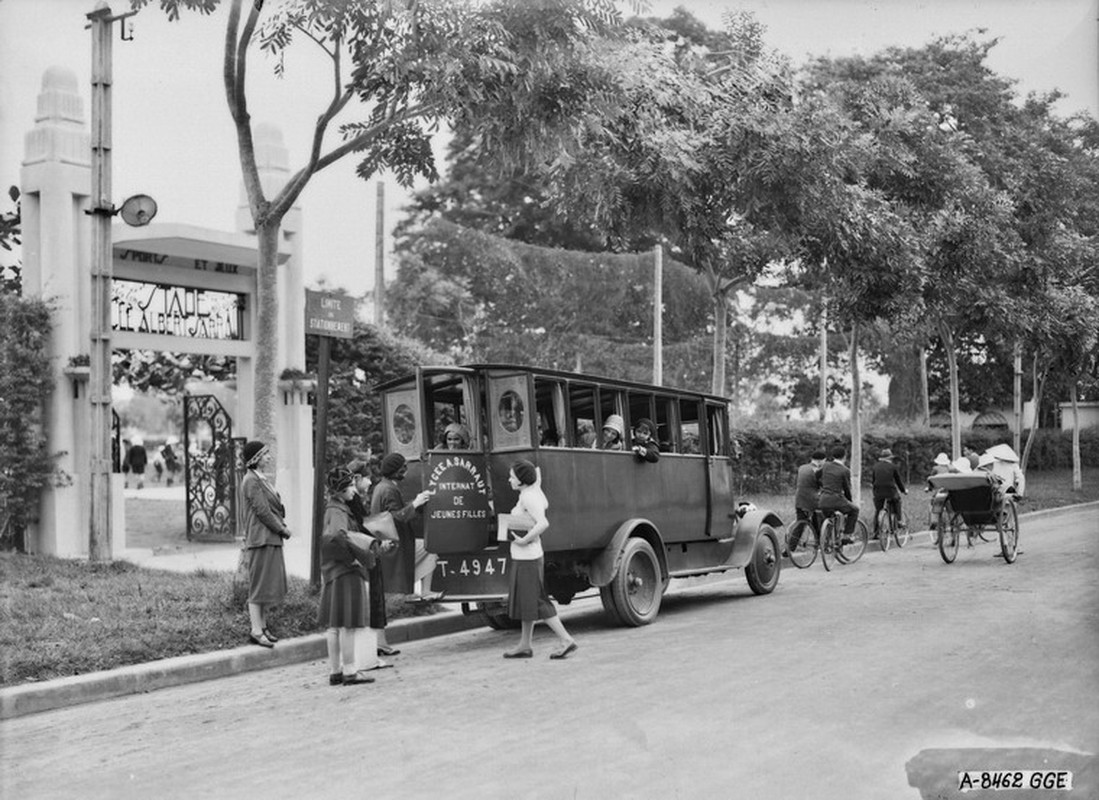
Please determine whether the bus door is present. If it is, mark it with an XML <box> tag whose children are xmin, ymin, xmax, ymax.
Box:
<box><xmin>705</xmin><ymin>401</ymin><xmax>736</xmax><ymax>535</ymax></box>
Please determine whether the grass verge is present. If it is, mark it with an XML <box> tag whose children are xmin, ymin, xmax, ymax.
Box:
<box><xmin>0</xmin><ymin>556</ymin><xmax>437</xmax><ymax>687</ymax></box>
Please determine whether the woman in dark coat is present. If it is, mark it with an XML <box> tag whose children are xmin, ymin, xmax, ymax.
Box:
<box><xmin>320</xmin><ymin>467</ymin><xmax>394</xmax><ymax>685</ymax></box>
<box><xmin>239</xmin><ymin>440</ymin><xmax>290</xmax><ymax>648</ymax></box>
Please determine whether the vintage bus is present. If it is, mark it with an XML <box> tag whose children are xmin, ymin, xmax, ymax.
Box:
<box><xmin>376</xmin><ymin>364</ymin><xmax>783</xmax><ymax>627</ymax></box>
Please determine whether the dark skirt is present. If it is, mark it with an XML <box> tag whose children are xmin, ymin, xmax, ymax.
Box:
<box><xmin>368</xmin><ymin>562</ymin><xmax>387</xmax><ymax>630</ymax></box>
<box><xmin>507</xmin><ymin>558</ymin><xmax>557</xmax><ymax>622</ymax></box>
<box><xmin>318</xmin><ymin>573</ymin><xmax>369</xmax><ymax>629</ymax></box>
<box><xmin>247</xmin><ymin>545</ymin><xmax>287</xmax><ymax>605</ymax></box>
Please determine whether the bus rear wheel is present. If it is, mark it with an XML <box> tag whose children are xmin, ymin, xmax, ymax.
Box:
<box><xmin>602</xmin><ymin>537</ymin><xmax>663</xmax><ymax>626</ymax></box>
<box><xmin>745</xmin><ymin>525</ymin><xmax>780</xmax><ymax>595</ymax></box>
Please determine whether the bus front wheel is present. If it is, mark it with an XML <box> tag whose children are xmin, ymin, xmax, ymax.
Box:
<box><xmin>602</xmin><ymin>537</ymin><xmax>663</xmax><ymax>627</ymax></box>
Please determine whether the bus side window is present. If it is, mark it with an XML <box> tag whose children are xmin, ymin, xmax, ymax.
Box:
<box><xmin>627</xmin><ymin>391</ymin><xmax>654</xmax><ymax>445</ymax></box>
<box><xmin>569</xmin><ymin>383</ymin><xmax>597</xmax><ymax>448</ymax></box>
<box><xmin>678</xmin><ymin>399</ymin><xmax>701</xmax><ymax>455</ymax></box>
<box><xmin>654</xmin><ymin>395</ymin><xmax>676</xmax><ymax>452</ymax></box>
<box><xmin>534</xmin><ymin>378</ymin><xmax>567</xmax><ymax>447</ymax></box>
<box><xmin>599</xmin><ymin>389</ymin><xmax>625</xmax><ymax>443</ymax></box>
<box><xmin>706</xmin><ymin>404</ymin><xmax>728</xmax><ymax>456</ymax></box>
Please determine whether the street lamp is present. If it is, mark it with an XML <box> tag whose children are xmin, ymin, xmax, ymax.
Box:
<box><xmin>85</xmin><ymin>2</ymin><xmax>147</xmax><ymax>561</ymax></box>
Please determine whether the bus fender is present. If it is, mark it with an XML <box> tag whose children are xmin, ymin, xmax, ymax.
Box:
<box><xmin>725</xmin><ymin>508</ymin><xmax>784</xmax><ymax>569</ymax></box>
<box><xmin>588</xmin><ymin>519</ymin><xmax>667</xmax><ymax>588</ymax></box>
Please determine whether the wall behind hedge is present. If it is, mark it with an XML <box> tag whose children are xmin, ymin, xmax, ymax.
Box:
<box><xmin>730</xmin><ymin>422</ymin><xmax>1099</xmax><ymax>496</ymax></box>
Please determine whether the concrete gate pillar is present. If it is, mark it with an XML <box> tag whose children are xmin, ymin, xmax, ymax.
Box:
<box><xmin>236</xmin><ymin>123</ymin><xmax>313</xmax><ymax>540</ymax></box>
<box><xmin>19</xmin><ymin>67</ymin><xmax>125</xmax><ymax>556</ymax></box>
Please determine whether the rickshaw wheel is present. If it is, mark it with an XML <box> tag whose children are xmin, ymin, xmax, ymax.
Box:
<box><xmin>938</xmin><ymin>510</ymin><xmax>960</xmax><ymax>564</ymax></box>
<box><xmin>998</xmin><ymin>502</ymin><xmax>1020</xmax><ymax>563</ymax></box>
<box><xmin>746</xmin><ymin>525</ymin><xmax>781</xmax><ymax>595</ymax></box>
<box><xmin>605</xmin><ymin>537</ymin><xmax>663</xmax><ymax>626</ymax></box>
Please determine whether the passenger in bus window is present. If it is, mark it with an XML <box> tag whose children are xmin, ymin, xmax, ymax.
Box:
<box><xmin>503</xmin><ymin>460</ymin><xmax>578</xmax><ymax>660</ymax></box>
<box><xmin>443</xmin><ymin>423</ymin><xmax>471</xmax><ymax>450</ymax></box>
<box><xmin>631</xmin><ymin>418</ymin><xmax>660</xmax><ymax>463</ymax></box>
<box><xmin>597</xmin><ymin>414</ymin><xmax>626</xmax><ymax>450</ymax></box>
<box><xmin>369</xmin><ymin>453</ymin><xmax>442</xmax><ymax>603</ymax></box>
<box><xmin>576</xmin><ymin>419</ymin><xmax>596</xmax><ymax>448</ymax></box>
<box><xmin>537</xmin><ymin>414</ymin><xmax>559</xmax><ymax>446</ymax></box>
<box><xmin>681</xmin><ymin>432</ymin><xmax>701</xmax><ymax>455</ymax></box>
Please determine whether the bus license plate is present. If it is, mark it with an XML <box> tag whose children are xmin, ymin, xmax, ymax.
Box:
<box><xmin>434</xmin><ymin>553</ymin><xmax>510</xmax><ymax>594</ymax></box>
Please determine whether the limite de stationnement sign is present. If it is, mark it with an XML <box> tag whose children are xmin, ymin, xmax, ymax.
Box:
<box><xmin>304</xmin><ymin>289</ymin><xmax>355</xmax><ymax>339</ymax></box>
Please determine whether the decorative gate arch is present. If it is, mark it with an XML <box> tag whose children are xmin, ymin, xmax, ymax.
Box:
<box><xmin>183</xmin><ymin>394</ymin><xmax>244</xmax><ymax>541</ymax></box>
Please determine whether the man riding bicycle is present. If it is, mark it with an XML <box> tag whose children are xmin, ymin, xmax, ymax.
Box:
<box><xmin>870</xmin><ymin>448</ymin><xmax>907</xmax><ymax>538</ymax></box>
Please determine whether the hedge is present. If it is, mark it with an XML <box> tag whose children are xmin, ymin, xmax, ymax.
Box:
<box><xmin>730</xmin><ymin>421</ymin><xmax>1099</xmax><ymax>495</ymax></box>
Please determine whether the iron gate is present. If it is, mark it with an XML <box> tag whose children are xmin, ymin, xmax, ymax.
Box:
<box><xmin>183</xmin><ymin>394</ymin><xmax>243</xmax><ymax>541</ymax></box>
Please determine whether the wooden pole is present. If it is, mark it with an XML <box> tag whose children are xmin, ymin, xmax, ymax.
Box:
<box><xmin>653</xmin><ymin>245</ymin><xmax>663</xmax><ymax>386</ymax></box>
<box><xmin>309</xmin><ymin>336</ymin><xmax>331</xmax><ymax>589</ymax></box>
<box><xmin>88</xmin><ymin>4</ymin><xmax>114</xmax><ymax>561</ymax></box>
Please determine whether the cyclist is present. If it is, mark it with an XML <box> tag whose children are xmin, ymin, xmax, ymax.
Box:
<box><xmin>870</xmin><ymin>447</ymin><xmax>907</xmax><ymax>538</ymax></box>
<box><xmin>787</xmin><ymin>449</ymin><xmax>825</xmax><ymax>553</ymax></box>
<box><xmin>818</xmin><ymin>445</ymin><xmax>859</xmax><ymax>542</ymax></box>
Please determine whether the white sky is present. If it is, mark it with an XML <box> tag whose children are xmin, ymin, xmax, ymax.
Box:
<box><xmin>1</xmin><ymin>0</ymin><xmax>1096</xmax><ymax>298</ymax></box>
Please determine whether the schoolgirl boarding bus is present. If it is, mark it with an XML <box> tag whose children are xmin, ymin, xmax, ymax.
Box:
<box><xmin>376</xmin><ymin>364</ymin><xmax>783</xmax><ymax>627</ymax></box>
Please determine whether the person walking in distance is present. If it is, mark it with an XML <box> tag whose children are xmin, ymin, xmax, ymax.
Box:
<box><xmin>817</xmin><ymin>445</ymin><xmax>859</xmax><ymax>542</ymax></box>
<box><xmin>502</xmin><ymin>460</ymin><xmax>578</xmax><ymax>660</ymax></box>
<box><xmin>239</xmin><ymin>440</ymin><xmax>290</xmax><ymax>648</ymax></box>
<box><xmin>127</xmin><ymin>438</ymin><xmax>148</xmax><ymax>490</ymax></box>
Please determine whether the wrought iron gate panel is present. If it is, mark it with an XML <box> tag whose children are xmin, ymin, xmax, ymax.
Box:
<box><xmin>183</xmin><ymin>394</ymin><xmax>239</xmax><ymax>541</ymax></box>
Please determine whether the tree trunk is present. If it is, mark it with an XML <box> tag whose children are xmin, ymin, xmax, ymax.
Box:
<box><xmin>849</xmin><ymin>322</ymin><xmax>862</xmax><ymax>507</ymax></box>
<box><xmin>884</xmin><ymin>345</ymin><xmax>923</xmax><ymax>421</ymax></box>
<box><xmin>938</xmin><ymin>321</ymin><xmax>961</xmax><ymax>459</ymax></box>
<box><xmin>919</xmin><ymin>346</ymin><xmax>930</xmax><ymax>426</ymax></box>
<box><xmin>1012</xmin><ymin>340</ymin><xmax>1023</xmax><ymax>456</ymax></box>
<box><xmin>253</xmin><ymin>220</ymin><xmax>281</xmax><ymax>451</ymax></box>
<box><xmin>819</xmin><ymin>301</ymin><xmax>828</xmax><ymax>422</ymax></box>
<box><xmin>1071</xmin><ymin>382</ymin><xmax>1082</xmax><ymax>491</ymax></box>
<box><xmin>712</xmin><ymin>290</ymin><xmax>728</xmax><ymax>396</ymax></box>
<box><xmin>1021</xmin><ymin>357</ymin><xmax>1048</xmax><ymax>472</ymax></box>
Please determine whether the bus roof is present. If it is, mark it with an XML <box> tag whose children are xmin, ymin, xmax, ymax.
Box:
<box><xmin>374</xmin><ymin>363</ymin><xmax>729</xmax><ymax>404</ymax></box>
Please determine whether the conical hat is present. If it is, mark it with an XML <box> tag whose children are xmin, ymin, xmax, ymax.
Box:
<box><xmin>985</xmin><ymin>443</ymin><xmax>1019</xmax><ymax>463</ymax></box>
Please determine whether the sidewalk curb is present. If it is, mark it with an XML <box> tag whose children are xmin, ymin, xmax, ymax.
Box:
<box><xmin>4</xmin><ymin>502</ymin><xmax>1094</xmax><ymax>721</ymax></box>
<box><xmin>0</xmin><ymin>610</ymin><xmax>486</xmax><ymax>721</ymax></box>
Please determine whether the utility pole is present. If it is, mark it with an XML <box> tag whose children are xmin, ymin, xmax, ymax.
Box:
<box><xmin>86</xmin><ymin>3</ymin><xmax>135</xmax><ymax>561</ymax></box>
<box><xmin>374</xmin><ymin>181</ymin><xmax>385</xmax><ymax>327</ymax></box>
<box><xmin>652</xmin><ymin>244</ymin><xmax>662</xmax><ymax>386</ymax></box>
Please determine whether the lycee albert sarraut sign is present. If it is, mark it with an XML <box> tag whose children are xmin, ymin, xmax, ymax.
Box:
<box><xmin>305</xmin><ymin>289</ymin><xmax>355</xmax><ymax>339</ymax></box>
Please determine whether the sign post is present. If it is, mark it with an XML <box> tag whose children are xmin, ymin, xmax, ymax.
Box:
<box><xmin>305</xmin><ymin>290</ymin><xmax>355</xmax><ymax>588</ymax></box>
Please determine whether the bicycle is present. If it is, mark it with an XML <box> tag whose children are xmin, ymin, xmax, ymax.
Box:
<box><xmin>786</xmin><ymin>509</ymin><xmax>868</xmax><ymax>571</ymax></box>
<box><xmin>875</xmin><ymin>499</ymin><xmax>911</xmax><ymax>552</ymax></box>
<box><xmin>819</xmin><ymin>509</ymin><xmax>868</xmax><ymax>571</ymax></box>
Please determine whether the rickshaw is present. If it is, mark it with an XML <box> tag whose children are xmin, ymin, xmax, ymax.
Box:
<box><xmin>926</xmin><ymin>472</ymin><xmax>1020</xmax><ymax>564</ymax></box>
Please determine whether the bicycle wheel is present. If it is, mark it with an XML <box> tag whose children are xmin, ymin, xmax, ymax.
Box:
<box><xmin>838</xmin><ymin>518</ymin><xmax>869</xmax><ymax>564</ymax></box>
<box><xmin>893</xmin><ymin>509</ymin><xmax>911</xmax><ymax>548</ymax></box>
<box><xmin>785</xmin><ymin>519</ymin><xmax>818</xmax><ymax>569</ymax></box>
<box><xmin>938</xmin><ymin>509</ymin><xmax>960</xmax><ymax>563</ymax></box>
<box><xmin>998</xmin><ymin>501</ymin><xmax>1020</xmax><ymax>563</ymax></box>
<box><xmin>876</xmin><ymin>508</ymin><xmax>892</xmax><ymax>552</ymax></box>
<box><xmin>819</xmin><ymin>518</ymin><xmax>835</xmax><ymax>572</ymax></box>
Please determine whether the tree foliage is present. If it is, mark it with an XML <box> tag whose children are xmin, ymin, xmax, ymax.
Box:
<box><xmin>133</xmin><ymin>0</ymin><xmax>632</xmax><ymax>449</ymax></box>
<box><xmin>0</xmin><ymin>294</ymin><xmax>64</xmax><ymax>551</ymax></box>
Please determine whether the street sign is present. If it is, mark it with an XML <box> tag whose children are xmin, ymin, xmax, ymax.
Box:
<box><xmin>304</xmin><ymin>289</ymin><xmax>355</xmax><ymax>339</ymax></box>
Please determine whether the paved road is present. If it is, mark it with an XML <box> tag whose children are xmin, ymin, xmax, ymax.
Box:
<box><xmin>2</xmin><ymin>507</ymin><xmax>1096</xmax><ymax>800</ymax></box>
